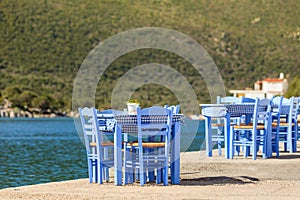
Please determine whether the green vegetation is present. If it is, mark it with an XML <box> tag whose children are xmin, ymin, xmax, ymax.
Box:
<box><xmin>285</xmin><ymin>77</ymin><xmax>300</xmax><ymax>98</ymax></box>
<box><xmin>0</xmin><ymin>0</ymin><xmax>299</xmax><ymax>114</ymax></box>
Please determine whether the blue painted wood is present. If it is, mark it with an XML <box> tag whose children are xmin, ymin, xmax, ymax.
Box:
<box><xmin>271</xmin><ymin>96</ymin><xmax>283</xmax><ymax>158</ymax></box>
<box><xmin>229</xmin><ymin>98</ymin><xmax>272</xmax><ymax>160</ymax></box>
<box><xmin>171</xmin><ymin>121</ymin><xmax>181</xmax><ymax>184</ymax></box>
<box><xmin>123</xmin><ymin>106</ymin><xmax>172</xmax><ymax>186</ymax></box>
<box><xmin>205</xmin><ymin>116</ymin><xmax>212</xmax><ymax>157</ymax></box>
<box><xmin>78</xmin><ymin>107</ymin><xmax>114</xmax><ymax>184</ymax></box>
<box><xmin>277</xmin><ymin>97</ymin><xmax>298</xmax><ymax>153</ymax></box>
<box><xmin>201</xmin><ymin>103</ymin><xmax>227</xmax><ymax>157</ymax></box>
<box><xmin>114</xmin><ymin>124</ymin><xmax>122</xmax><ymax>186</ymax></box>
<box><xmin>240</xmin><ymin>97</ymin><xmax>256</xmax><ymax>103</ymax></box>
<box><xmin>164</xmin><ymin>104</ymin><xmax>180</xmax><ymax>114</ymax></box>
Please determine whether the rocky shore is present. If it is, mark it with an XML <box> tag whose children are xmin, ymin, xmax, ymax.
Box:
<box><xmin>0</xmin><ymin>108</ymin><xmax>77</xmax><ymax>118</ymax></box>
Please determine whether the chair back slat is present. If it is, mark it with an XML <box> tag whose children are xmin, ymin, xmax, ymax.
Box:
<box><xmin>79</xmin><ymin>107</ymin><xmax>100</xmax><ymax>153</ymax></box>
<box><xmin>240</xmin><ymin>97</ymin><xmax>256</xmax><ymax>103</ymax></box>
<box><xmin>137</xmin><ymin>106</ymin><xmax>172</xmax><ymax>138</ymax></box>
<box><xmin>164</xmin><ymin>104</ymin><xmax>181</xmax><ymax>114</ymax></box>
<box><xmin>217</xmin><ymin>96</ymin><xmax>240</xmax><ymax>104</ymax></box>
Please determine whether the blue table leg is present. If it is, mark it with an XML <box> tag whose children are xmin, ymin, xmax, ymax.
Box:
<box><xmin>224</xmin><ymin>113</ymin><xmax>230</xmax><ymax>159</ymax></box>
<box><xmin>171</xmin><ymin>121</ymin><xmax>180</xmax><ymax>184</ymax></box>
<box><xmin>205</xmin><ymin>116</ymin><xmax>212</xmax><ymax>157</ymax></box>
<box><xmin>294</xmin><ymin>121</ymin><xmax>298</xmax><ymax>152</ymax></box>
<box><xmin>266</xmin><ymin>118</ymin><xmax>272</xmax><ymax>158</ymax></box>
<box><xmin>114</xmin><ymin>124</ymin><xmax>122</xmax><ymax>186</ymax></box>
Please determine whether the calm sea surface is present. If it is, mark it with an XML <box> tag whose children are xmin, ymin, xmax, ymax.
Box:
<box><xmin>0</xmin><ymin>118</ymin><xmax>205</xmax><ymax>189</ymax></box>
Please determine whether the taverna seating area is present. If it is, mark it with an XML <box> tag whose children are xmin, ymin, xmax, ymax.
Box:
<box><xmin>201</xmin><ymin>96</ymin><xmax>300</xmax><ymax>160</ymax></box>
<box><xmin>77</xmin><ymin>95</ymin><xmax>300</xmax><ymax>186</ymax></box>
<box><xmin>78</xmin><ymin>105</ymin><xmax>182</xmax><ymax>186</ymax></box>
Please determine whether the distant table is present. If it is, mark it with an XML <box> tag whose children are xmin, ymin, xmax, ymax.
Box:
<box><xmin>200</xmin><ymin>103</ymin><xmax>255</xmax><ymax>158</ymax></box>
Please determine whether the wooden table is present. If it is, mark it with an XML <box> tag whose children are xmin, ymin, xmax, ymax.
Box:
<box><xmin>201</xmin><ymin>103</ymin><xmax>256</xmax><ymax>158</ymax></box>
<box><xmin>97</xmin><ymin>110</ymin><xmax>183</xmax><ymax>185</ymax></box>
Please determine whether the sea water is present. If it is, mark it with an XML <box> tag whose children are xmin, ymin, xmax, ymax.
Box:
<box><xmin>0</xmin><ymin>117</ymin><xmax>205</xmax><ymax>189</ymax></box>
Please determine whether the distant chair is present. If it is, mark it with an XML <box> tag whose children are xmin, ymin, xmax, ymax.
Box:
<box><xmin>78</xmin><ymin>107</ymin><xmax>114</xmax><ymax>184</ymax></box>
<box><xmin>229</xmin><ymin>98</ymin><xmax>272</xmax><ymax>160</ymax></box>
<box><xmin>270</xmin><ymin>96</ymin><xmax>283</xmax><ymax>157</ymax></box>
<box><xmin>277</xmin><ymin>97</ymin><xmax>298</xmax><ymax>153</ymax></box>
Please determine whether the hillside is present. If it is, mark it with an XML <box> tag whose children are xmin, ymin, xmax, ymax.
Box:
<box><xmin>0</xmin><ymin>0</ymin><xmax>299</xmax><ymax>114</ymax></box>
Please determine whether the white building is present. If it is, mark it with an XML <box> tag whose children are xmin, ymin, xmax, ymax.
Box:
<box><xmin>229</xmin><ymin>73</ymin><xmax>288</xmax><ymax>99</ymax></box>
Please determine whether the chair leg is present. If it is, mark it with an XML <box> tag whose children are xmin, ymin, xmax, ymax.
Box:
<box><xmin>276</xmin><ymin>132</ymin><xmax>279</xmax><ymax>158</ymax></box>
<box><xmin>156</xmin><ymin>168</ymin><xmax>162</xmax><ymax>184</ymax></box>
<box><xmin>124</xmin><ymin>146</ymin><xmax>129</xmax><ymax>185</ymax></box>
<box><xmin>104</xmin><ymin>168</ymin><xmax>109</xmax><ymax>181</ymax></box>
<box><xmin>147</xmin><ymin>149</ymin><xmax>155</xmax><ymax>182</ymax></box>
<box><xmin>287</xmin><ymin>125</ymin><xmax>293</xmax><ymax>153</ymax></box>
<box><xmin>88</xmin><ymin>158</ymin><xmax>93</xmax><ymax>183</ymax></box>
<box><xmin>98</xmin><ymin>161</ymin><xmax>103</xmax><ymax>184</ymax></box>
<box><xmin>139</xmin><ymin>149</ymin><xmax>145</xmax><ymax>186</ymax></box>
<box><xmin>293</xmin><ymin>125</ymin><xmax>297</xmax><ymax>152</ymax></box>
<box><xmin>163</xmin><ymin>163</ymin><xmax>168</xmax><ymax>186</ymax></box>
<box><xmin>135</xmin><ymin>166</ymin><xmax>139</xmax><ymax>182</ymax></box>
<box><xmin>252</xmin><ymin>139</ymin><xmax>257</xmax><ymax>160</ymax></box>
<box><xmin>103</xmin><ymin>148</ymin><xmax>109</xmax><ymax>181</ymax></box>
<box><xmin>229</xmin><ymin>127</ymin><xmax>234</xmax><ymax>159</ymax></box>
<box><xmin>205</xmin><ymin>117</ymin><xmax>212</xmax><ymax>157</ymax></box>
<box><xmin>217</xmin><ymin>137</ymin><xmax>222</xmax><ymax>156</ymax></box>
<box><xmin>217</xmin><ymin>126</ymin><xmax>223</xmax><ymax>156</ymax></box>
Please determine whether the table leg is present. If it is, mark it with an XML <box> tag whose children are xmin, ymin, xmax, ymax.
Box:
<box><xmin>171</xmin><ymin>121</ymin><xmax>180</xmax><ymax>184</ymax></box>
<box><xmin>114</xmin><ymin>124</ymin><xmax>122</xmax><ymax>186</ymax></box>
<box><xmin>224</xmin><ymin>113</ymin><xmax>230</xmax><ymax>159</ymax></box>
<box><xmin>205</xmin><ymin>116</ymin><xmax>212</xmax><ymax>157</ymax></box>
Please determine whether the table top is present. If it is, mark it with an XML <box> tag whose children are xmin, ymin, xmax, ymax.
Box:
<box><xmin>200</xmin><ymin>103</ymin><xmax>271</xmax><ymax>117</ymax></box>
<box><xmin>200</xmin><ymin>103</ymin><xmax>256</xmax><ymax>117</ymax></box>
<box><xmin>96</xmin><ymin>109</ymin><xmax>184</xmax><ymax>133</ymax></box>
<box><xmin>115</xmin><ymin>114</ymin><xmax>184</xmax><ymax>133</ymax></box>
<box><xmin>115</xmin><ymin>113</ymin><xmax>184</xmax><ymax>123</ymax></box>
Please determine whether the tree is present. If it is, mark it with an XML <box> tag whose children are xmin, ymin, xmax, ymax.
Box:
<box><xmin>32</xmin><ymin>96</ymin><xmax>53</xmax><ymax>111</ymax></box>
<box><xmin>285</xmin><ymin>77</ymin><xmax>300</xmax><ymax>98</ymax></box>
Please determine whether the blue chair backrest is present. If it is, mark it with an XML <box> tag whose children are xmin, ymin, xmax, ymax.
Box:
<box><xmin>280</xmin><ymin>97</ymin><xmax>298</xmax><ymax>117</ymax></box>
<box><xmin>78</xmin><ymin>107</ymin><xmax>100</xmax><ymax>153</ymax></box>
<box><xmin>240</xmin><ymin>97</ymin><xmax>256</xmax><ymax>103</ymax></box>
<box><xmin>281</xmin><ymin>97</ymin><xmax>290</xmax><ymax>105</ymax></box>
<box><xmin>164</xmin><ymin>104</ymin><xmax>180</xmax><ymax>114</ymax></box>
<box><xmin>271</xmin><ymin>96</ymin><xmax>283</xmax><ymax>120</ymax></box>
<box><xmin>137</xmin><ymin>106</ymin><xmax>172</xmax><ymax>139</ymax></box>
<box><xmin>257</xmin><ymin>98</ymin><xmax>272</xmax><ymax>124</ymax></box>
<box><xmin>289</xmin><ymin>97</ymin><xmax>298</xmax><ymax>122</ymax></box>
<box><xmin>250</xmin><ymin>98</ymin><xmax>272</xmax><ymax>131</ymax></box>
<box><xmin>217</xmin><ymin>96</ymin><xmax>240</xmax><ymax>104</ymax></box>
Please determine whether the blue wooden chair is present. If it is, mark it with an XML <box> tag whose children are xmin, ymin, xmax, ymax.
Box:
<box><xmin>296</xmin><ymin>97</ymin><xmax>300</xmax><ymax>141</ymax></box>
<box><xmin>270</xmin><ymin>96</ymin><xmax>283</xmax><ymax>157</ymax></box>
<box><xmin>277</xmin><ymin>97</ymin><xmax>298</xmax><ymax>153</ymax></box>
<box><xmin>229</xmin><ymin>98</ymin><xmax>272</xmax><ymax>160</ymax></box>
<box><xmin>78</xmin><ymin>107</ymin><xmax>114</xmax><ymax>184</ymax></box>
<box><xmin>123</xmin><ymin>106</ymin><xmax>172</xmax><ymax>186</ymax></box>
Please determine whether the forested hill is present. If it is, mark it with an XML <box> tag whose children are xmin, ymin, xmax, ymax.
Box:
<box><xmin>0</xmin><ymin>0</ymin><xmax>299</xmax><ymax>114</ymax></box>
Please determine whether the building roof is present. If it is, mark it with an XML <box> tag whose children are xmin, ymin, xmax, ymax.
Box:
<box><xmin>262</xmin><ymin>78</ymin><xmax>285</xmax><ymax>83</ymax></box>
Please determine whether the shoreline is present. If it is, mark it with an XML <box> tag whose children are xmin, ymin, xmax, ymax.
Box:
<box><xmin>1</xmin><ymin>149</ymin><xmax>300</xmax><ymax>199</ymax></box>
